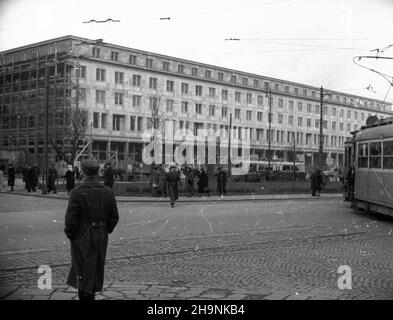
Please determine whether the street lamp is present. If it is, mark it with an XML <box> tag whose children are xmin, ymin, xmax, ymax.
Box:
<box><xmin>319</xmin><ymin>86</ymin><xmax>331</xmax><ymax>171</ymax></box>
<box><xmin>265</xmin><ymin>85</ymin><xmax>272</xmax><ymax>180</ymax></box>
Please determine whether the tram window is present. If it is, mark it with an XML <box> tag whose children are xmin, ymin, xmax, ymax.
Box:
<box><xmin>369</xmin><ymin>142</ymin><xmax>382</xmax><ymax>169</ymax></box>
<box><xmin>383</xmin><ymin>140</ymin><xmax>393</xmax><ymax>169</ymax></box>
<box><xmin>358</xmin><ymin>143</ymin><xmax>368</xmax><ymax>168</ymax></box>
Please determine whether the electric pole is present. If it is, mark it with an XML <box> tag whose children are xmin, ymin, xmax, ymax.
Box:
<box><xmin>319</xmin><ymin>86</ymin><xmax>330</xmax><ymax>171</ymax></box>
<box><xmin>265</xmin><ymin>86</ymin><xmax>272</xmax><ymax>181</ymax></box>
<box><xmin>228</xmin><ymin>112</ymin><xmax>232</xmax><ymax>180</ymax></box>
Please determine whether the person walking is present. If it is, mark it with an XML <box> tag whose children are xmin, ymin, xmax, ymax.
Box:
<box><xmin>315</xmin><ymin>169</ymin><xmax>323</xmax><ymax>197</ymax></box>
<box><xmin>7</xmin><ymin>163</ymin><xmax>15</xmax><ymax>192</ymax></box>
<box><xmin>310</xmin><ymin>168</ymin><xmax>317</xmax><ymax>196</ymax></box>
<box><xmin>150</xmin><ymin>167</ymin><xmax>159</xmax><ymax>197</ymax></box>
<box><xmin>64</xmin><ymin>160</ymin><xmax>119</xmax><ymax>300</ymax></box>
<box><xmin>47</xmin><ymin>163</ymin><xmax>58</xmax><ymax>194</ymax></box>
<box><xmin>0</xmin><ymin>165</ymin><xmax>5</xmax><ymax>193</ymax></box>
<box><xmin>74</xmin><ymin>166</ymin><xmax>81</xmax><ymax>182</ymax></box>
<box><xmin>65</xmin><ymin>165</ymin><xmax>75</xmax><ymax>195</ymax></box>
<box><xmin>166</xmin><ymin>164</ymin><xmax>180</xmax><ymax>208</ymax></box>
<box><xmin>103</xmin><ymin>162</ymin><xmax>115</xmax><ymax>189</ymax></box>
<box><xmin>31</xmin><ymin>164</ymin><xmax>40</xmax><ymax>192</ymax></box>
<box><xmin>197</xmin><ymin>168</ymin><xmax>210</xmax><ymax>197</ymax></box>
<box><xmin>216</xmin><ymin>167</ymin><xmax>227</xmax><ymax>198</ymax></box>
<box><xmin>185</xmin><ymin>166</ymin><xmax>195</xmax><ymax>197</ymax></box>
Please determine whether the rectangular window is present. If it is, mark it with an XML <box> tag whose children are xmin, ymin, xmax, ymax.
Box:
<box><xmin>297</xmin><ymin>102</ymin><xmax>303</xmax><ymax>112</ymax></box>
<box><xmin>149</xmin><ymin>77</ymin><xmax>157</xmax><ymax>89</ymax></box>
<box><xmin>253</xmin><ymin>79</ymin><xmax>259</xmax><ymax>88</ymax></box>
<box><xmin>354</xmin><ymin>111</ymin><xmax>358</xmax><ymax>120</ymax></box>
<box><xmin>298</xmin><ymin>117</ymin><xmax>303</xmax><ymax>127</ymax></box>
<box><xmin>115</xmin><ymin>92</ymin><xmax>123</xmax><ymax>105</ymax></box>
<box><xmin>294</xmin><ymin>87</ymin><xmax>298</xmax><ymax>95</ymax></box>
<box><xmin>101</xmin><ymin>113</ymin><xmax>107</xmax><ymax>129</ymax></box>
<box><xmin>163</xmin><ymin>61</ymin><xmax>170</xmax><ymax>71</ymax></box>
<box><xmin>315</xmin><ymin>105</ymin><xmax>320</xmax><ymax>114</ymax></box>
<box><xmin>132</xmin><ymin>95</ymin><xmax>141</xmax><ymax>107</ymax></box>
<box><xmin>231</xmin><ymin>75</ymin><xmax>237</xmax><ymax>84</ymax></box>
<box><xmin>370</xmin><ymin>142</ymin><xmax>382</xmax><ymax>169</ymax></box>
<box><xmin>130</xmin><ymin>116</ymin><xmax>135</xmax><ymax>131</ymax></box>
<box><xmin>278</xmin><ymin>98</ymin><xmax>284</xmax><ymax>108</ymax></box>
<box><xmin>347</xmin><ymin>110</ymin><xmax>351</xmax><ymax>119</ymax></box>
<box><xmin>358</xmin><ymin>143</ymin><xmax>368</xmax><ymax>168</ymax></box>
<box><xmin>284</xmin><ymin>86</ymin><xmax>289</xmax><ymax>93</ymax></box>
<box><xmin>112</xmin><ymin>114</ymin><xmax>121</xmax><ymax>131</ymax></box>
<box><xmin>257</xmin><ymin>95</ymin><xmax>263</xmax><ymax>106</ymax></box>
<box><xmin>307</xmin><ymin>103</ymin><xmax>312</xmax><ymax>113</ymax></box>
<box><xmin>235</xmin><ymin>92</ymin><xmax>241</xmax><ymax>103</ymax></box>
<box><xmin>222</xmin><ymin>107</ymin><xmax>228</xmax><ymax>118</ymax></box>
<box><xmin>166</xmin><ymin>80</ymin><xmax>174</xmax><ymax>92</ymax></box>
<box><xmin>289</xmin><ymin>100</ymin><xmax>294</xmax><ymax>111</ymax></box>
<box><xmin>218</xmin><ymin>72</ymin><xmax>224</xmax><ymax>81</ymax></box>
<box><xmin>166</xmin><ymin>99</ymin><xmax>174</xmax><ymax>112</ymax></box>
<box><xmin>347</xmin><ymin>123</ymin><xmax>351</xmax><ymax>132</ymax></box>
<box><xmin>323</xmin><ymin>120</ymin><xmax>328</xmax><ymax>129</ymax></box>
<box><xmin>383</xmin><ymin>140</ymin><xmax>393</xmax><ymax>169</ymax></box>
<box><xmin>205</xmin><ymin>70</ymin><xmax>212</xmax><ymax>79</ymax></box>
<box><xmin>246</xmin><ymin>93</ymin><xmax>252</xmax><ymax>104</ymax></box>
<box><xmin>278</xmin><ymin>114</ymin><xmax>283</xmax><ymax>124</ymax></box>
<box><xmin>315</xmin><ymin>119</ymin><xmax>320</xmax><ymax>128</ymax></box>
<box><xmin>192</xmin><ymin>67</ymin><xmax>198</xmax><ymax>76</ymax></box>
<box><xmin>96</xmin><ymin>68</ymin><xmax>105</xmax><ymax>81</ymax></box>
<box><xmin>79</xmin><ymin>88</ymin><xmax>86</xmax><ymax>102</ymax></box>
<box><xmin>209</xmin><ymin>105</ymin><xmax>215</xmax><ymax>117</ymax></box>
<box><xmin>76</xmin><ymin>66</ymin><xmax>86</xmax><ymax>78</ymax></box>
<box><xmin>181</xmin><ymin>101</ymin><xmax>188</xmax><ymax>113</ymax></box>
<box><xmin>195</xmin><ymin>103</ymin><xmax>202</xmax><ymax>115</ymax></box>
<box><xmin>132</xmin><ymin>75</ymin><xmax>141</xmax><ymax>87</ymax></box>
<box><xmin>137</xmin><ymin>117</ymin><xmax>143</xmax><ymax>131</ymax></box>
<box><xmin>95</xmin><ymin>90</ymin><xmax>105</xmax><ymax>103</ymax></box>
<box><xmin>181</xmin><ymin>83</ymin><xmax>189</xmax><ymax>94</ymax></box>
<box><xmin>246</xmin><ymin>110</ymin><xmax>252</xmax><ymax>121</ymax></box>
<box><xmin>307</xmin><ymin>118</ymin><xmax>311</xmax><ymax>127</ymax></box>
<box><xmin>195</xmin><ymin>85</ymin><xmax>202</xmax><ymax>96</ymax></box>
<box><xmin>332</xmin><ymin>121</ymin><xmax>336</xmax><ymax>130</ymax></box>
<box><xmin>222</xmin><ymin>89</ymin><xmax>228</xmax><ymax>101</ymax></box>
<box><xmin>93</xmin><ymin>112</ymin><xmax>99</xmax><ymax>128</ymax></box>
<box><xmin>209</xmin><ymin>87</ymin><xmax>216</xmax><ymax>98</ymax></box>
<box><xmin>92</xmin><ymin>47</ymin><xmax>100</xmax><ymax>58</ymax></box>
<box><xmin>146</xmin><ymin>58</ymin><xmax>153</xmax><ymax>68</ymax></box>
<box><xmin>111</xmin><ymin>51</ymin><xmax>119</xmax><ymax>61</ymax></box>
<box><xmin>178</xmin><ymin>65</ymin><xmax>184</xmax><ymax>74</ymax></box>
<box><xmin>288</xmin><ymin>115</ymin><xmax>294</xmax><ymax>125</ymax></box>
<box><xmin>332</xmin><ymin>107</ymin><xmax>337</xmax><ymax>117</ymax></box>
<box><xmin>115</xmin><ymin>71</ymin><xmax>124</xmax><ymax>84</ymax></box>
<box><xmin>129</xmin><ymin>55</ymin><xmax>137</xmax><ymax>65</ymax></box>
<box><xmin>340</xmin><ymin>122</ymin><xmax>344</xmax><ymax>131</ymax></box>
<box><xmin>303</xmin><ymin>89</ymin><xmax>307</xmax><ymax>96</ymax></box>
<box><xmin>149</xmin><ymin>97</ymin><xmax>158</xmax><ymax>110</ymax></box>
<box><xmin>235</xmin><ymin>109</ymin><xmax>241</xmax><ymax>119</ymax></box>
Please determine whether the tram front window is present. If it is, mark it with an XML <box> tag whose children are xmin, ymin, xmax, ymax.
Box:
<box><xmin>370</xmin><ymin>142</ymin><xmax>382</xmax><ymax>169</ymax></box>
<box><xmin>383</xmin><ymin>140</ymin><xmax>393</xmax><ymax>169</ymax></box>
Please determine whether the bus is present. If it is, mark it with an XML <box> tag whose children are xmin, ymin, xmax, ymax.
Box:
<box><xmin>344</xmin><ymin>116</ymin><xmax>393</xmax><ymax>216</ymax></box>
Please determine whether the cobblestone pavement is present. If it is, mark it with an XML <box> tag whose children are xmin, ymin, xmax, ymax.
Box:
<box><xmin>1</xmin><ymin>193</ymin><xmax>393</xmax><ymax>300</ymax></box>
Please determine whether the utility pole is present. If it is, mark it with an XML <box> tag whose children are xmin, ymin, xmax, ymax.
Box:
<box><xmin>293</xmin><ymin>136</ymin><xmax>296</xmax><ymax>182</ymax></box>
<box><xmin>265</xmin><ymin>86</ymin><xmax>272</xmax><ymax>180</ymax></box>
<box><xmin>42</xmin><ymin>65</ymin><xmax>49</xmax><ymax>194</ymax></box>
<box><xmin>228</xmin><ymin>112</ymin><xmax>232</xmax><ymax>181</ymax></box>
<box><xmin>319</xmin><ymin>86</ymin><xmax>330</xmax><ymax>171</ymax></box>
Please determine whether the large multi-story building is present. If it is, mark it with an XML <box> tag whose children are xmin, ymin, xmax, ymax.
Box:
<box><xmin>0</xmin><ymin>35</ymin><xmax>392</xmax><ymax>170</ymax></box>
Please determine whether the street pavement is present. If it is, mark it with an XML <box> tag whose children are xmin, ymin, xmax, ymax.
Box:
<box><xmin>1</xmin><ymin>190</ymin><xmax>393</xmax><ymax>300</ymax></box>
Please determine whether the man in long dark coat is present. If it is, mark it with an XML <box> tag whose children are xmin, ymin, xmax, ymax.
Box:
<box><xmin>104</xmin><ymin>162</ymin><xmax>115</xmax><ymax>189</ymax></box>
<box><xmin>185</xmin><ymin>166</ymin><xmax>195</xmax><ymax>197</ymax></box>
<box><xmin>47</xmin><ymin>163</ymin><xmax>58</xmax><ymax>193</ymax></box>
<box><xmin>64</xmin><ymin>160</ymin><xmax>119</xmax><ymax>300</ymax></box>
<box><xmin>197</xmin><ymin>168</ymin><xmax>210</xmax><ymax>197</ymax></box>
<box><xmin>315</xmin><ymin>169</ymin><xmax>323</xmax><ymax>197</ymax></box>
<box><xmin>7</xmin><ymin>163</ymin><xmax>15</xmax><ymax>192</ymax></box>
<box><xmin>166</xmin><ymin>164</ymin><xmax>180</xmax><ymax>208</ymax></box>
<box><xmin>64</xmin><ymin>165</ymin><xmax>75</xmax><ymax>195</ymax></box>
<box><xmin>158</xmin><ymin>165</ymin><xmax>167</xmax><ymax>197</ymax></box>
<box><xmin>31</xmin><ymin>164</ymin><xmax>40</xmax><ymax>192</ymax></box>
<box><xmin>216</xmin><ymin>167</ymin><xmax>227</xmax><ymax>198</ymax></box>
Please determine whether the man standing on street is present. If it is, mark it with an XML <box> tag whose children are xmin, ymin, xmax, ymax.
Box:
<box><xmin>47</xmin><ymin>163</ymin><xmax>58</xmax><ymax>194</ymax></box>
<box><xmin>166</xmin><ymin>163</ymin><xmax>180</xmax><ymax>208</ymax></box>
<box><xmin>104</xmin><ymin>162</ymin><xmax>115</xmax><ymax>189</ymax></box>
<box><xmin>64</xmin><ymin>160</ymin><xmax>119</xmax><ymax>300</ymax></box>
<box><xmin>216</xmin><ymin>167</ymin><xmax>227</xmax><ymax>198</ymax></box>
<box><xmin>7</xmin><ymin>163</ymin><xmax>15</xmax><ymax>192</ymax></box>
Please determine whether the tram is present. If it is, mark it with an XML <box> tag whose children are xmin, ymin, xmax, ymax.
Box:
<box><xmin>344</xmin><ymin>116</ymin><xmax>393</xmax><ymax>216</ymax></box>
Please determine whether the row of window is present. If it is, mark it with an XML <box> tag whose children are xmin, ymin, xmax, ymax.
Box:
<box><xmin>89</xmin><ymin>47</ymin><xmax>387</xmax><ymax>111</ymax></box>
<box><xmin>358</xmin><ymin>140</ymin><xmax>393</xmax><ymax>169</ymax></box>
<box><xmin>92</xmin><ymin>111</ymin><xmax>348</xmax><ymax>147</ymax></box>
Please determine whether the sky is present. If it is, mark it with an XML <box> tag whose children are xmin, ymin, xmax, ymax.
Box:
<box><xmin>0</xmin><ymin>0</ymin><xmax>393</xmax><ymax>104</ymax></box>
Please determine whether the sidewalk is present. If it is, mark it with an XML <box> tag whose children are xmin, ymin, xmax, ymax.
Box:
<box><xmin>1</xmin><ymin>188</ymin><xmax>342</xmax><ymax>202</ymax></box>
<box><xmin>1</xmin><ymin>281</ymin><xmax>344</xmax><ymax>300</ymax></box>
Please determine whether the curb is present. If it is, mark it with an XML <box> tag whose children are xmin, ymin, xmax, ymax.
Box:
<box><xmin>1</xmin><ymin>191</ymin><xmax>343</xmax><ymax>203</ymax></box>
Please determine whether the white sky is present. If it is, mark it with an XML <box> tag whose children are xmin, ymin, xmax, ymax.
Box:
<box><xmin>1</xmin><ymin>0</ymin><xmax>393</xmax><ymax>104</ymax></box>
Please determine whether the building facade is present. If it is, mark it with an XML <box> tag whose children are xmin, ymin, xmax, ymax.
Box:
<box><xmin>1</xmin><ymin>35</ymin><xmax>392</xmax><ymax>170</ymax></box>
